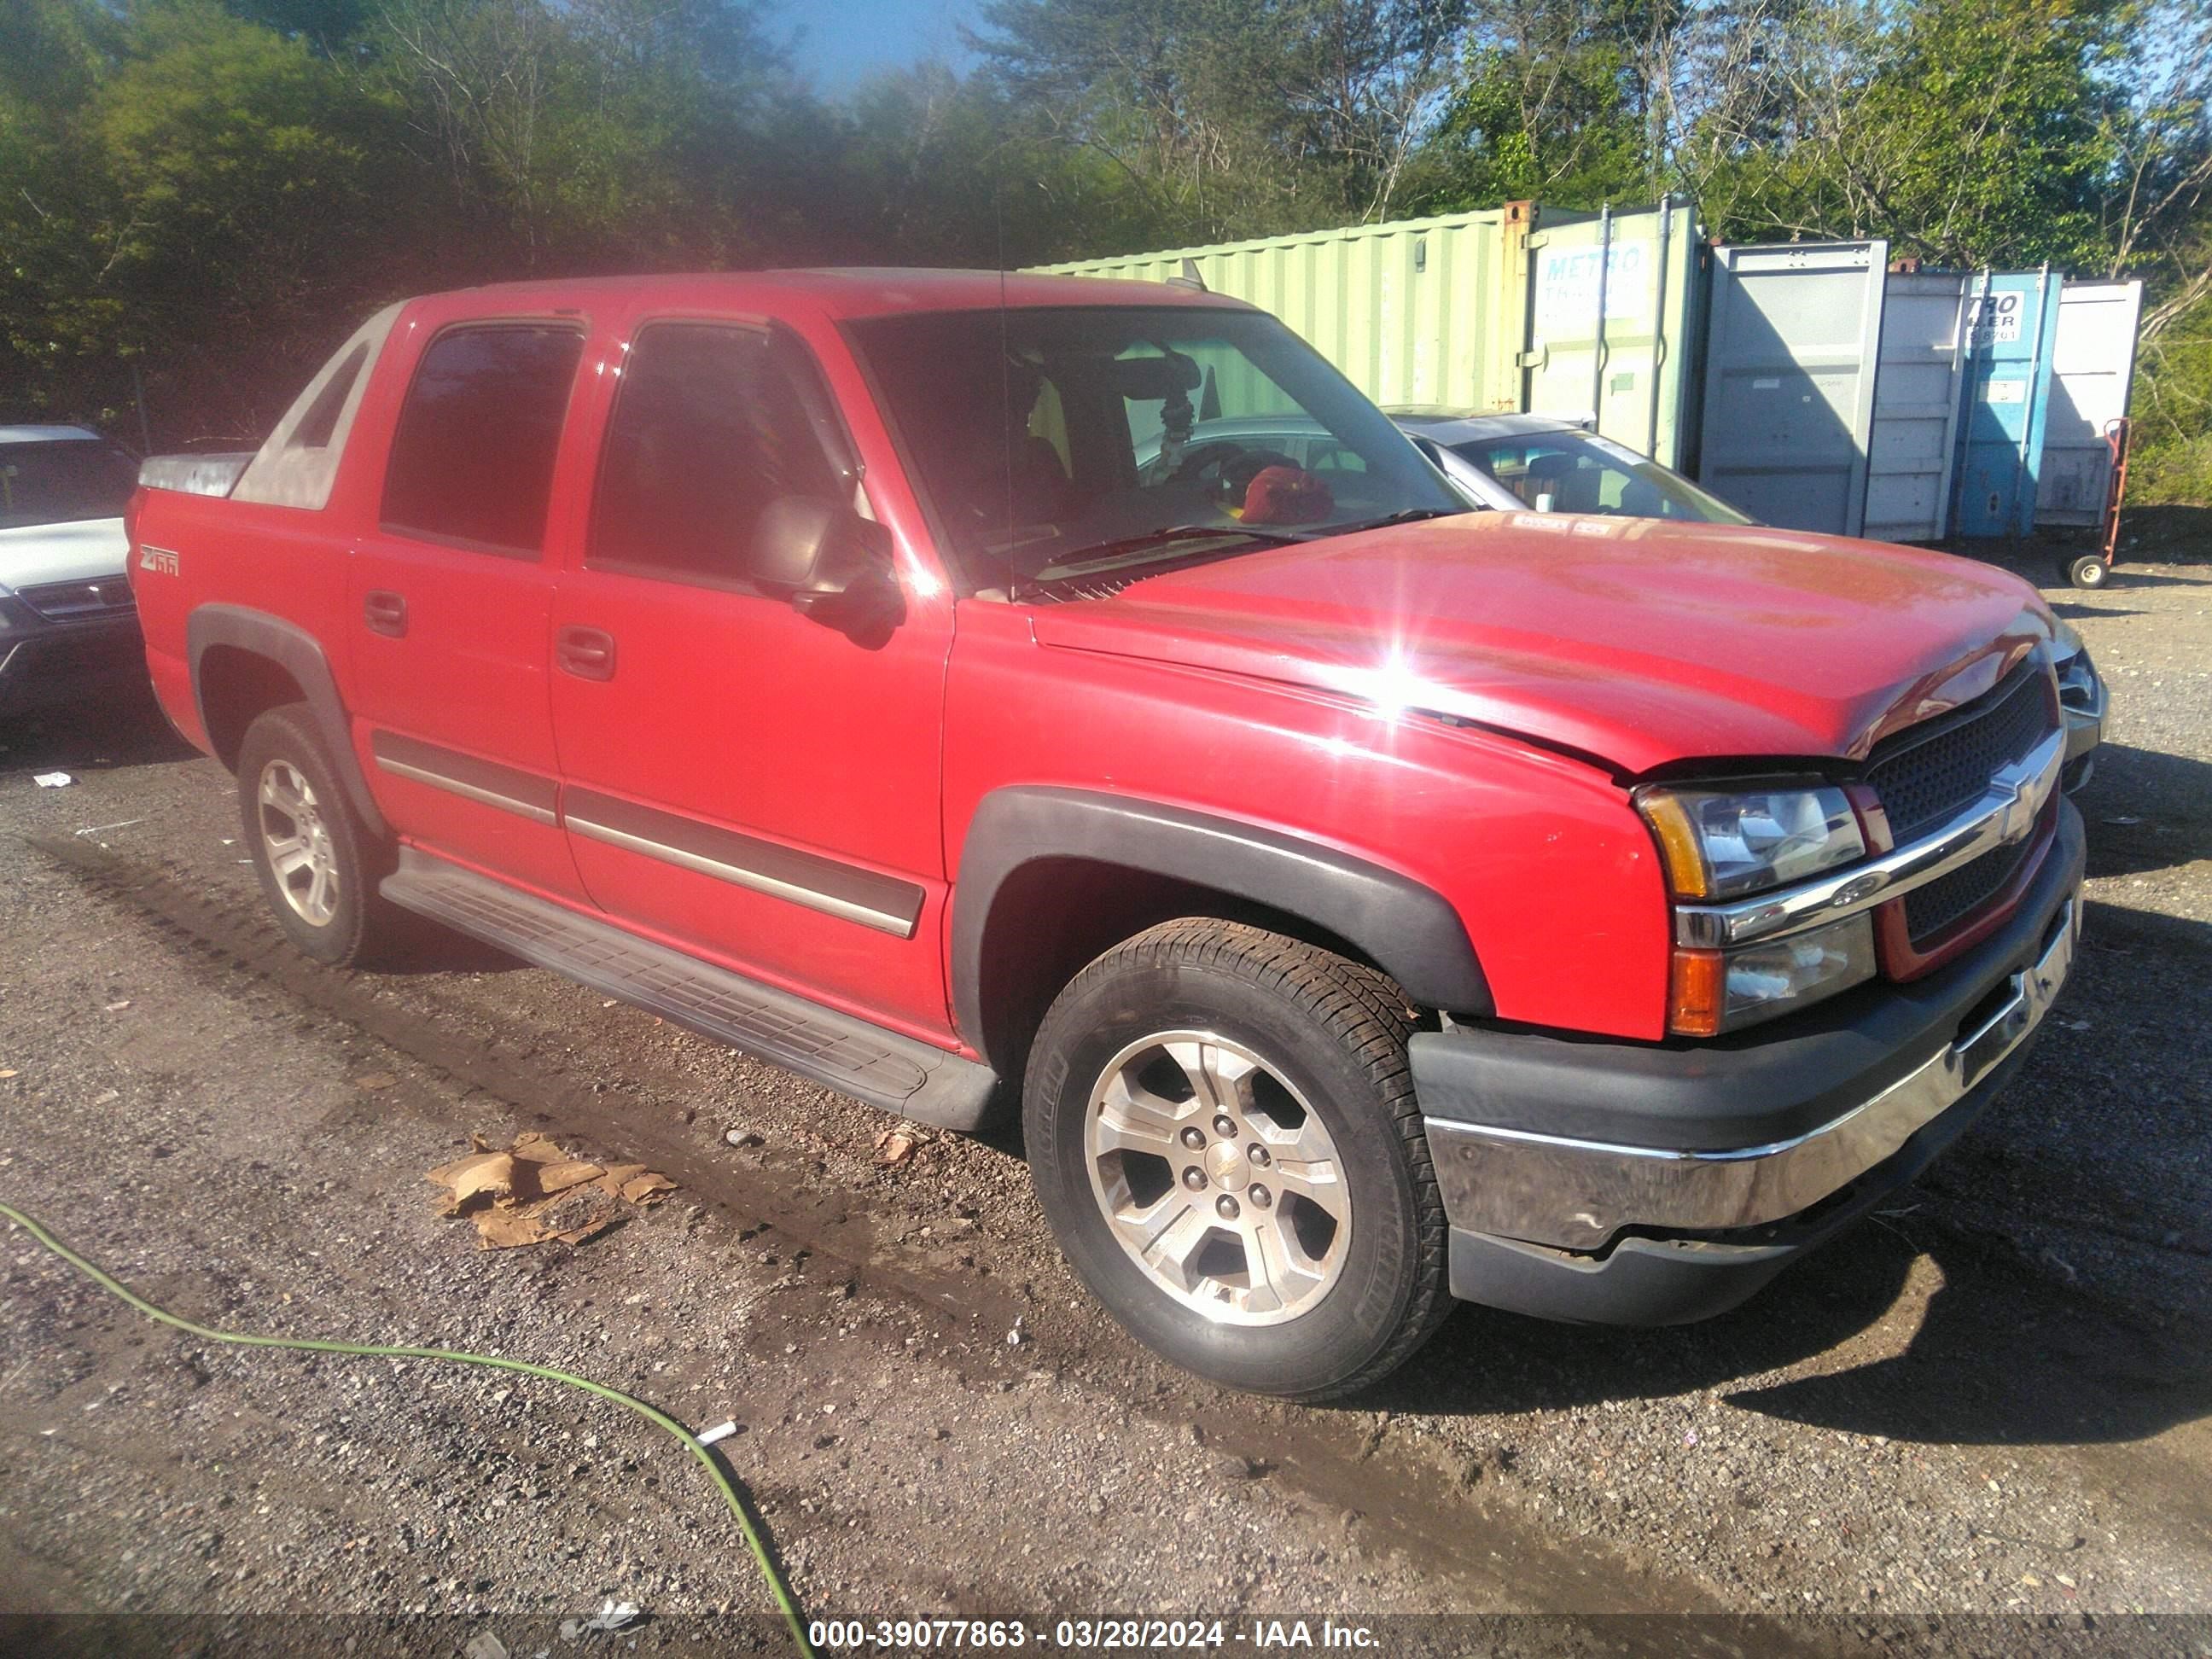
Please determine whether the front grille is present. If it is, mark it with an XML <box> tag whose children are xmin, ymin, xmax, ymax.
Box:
<box><xmin>1903</xmin><ymin>825</ymin><xmax>2038</xmax><ymax>944</ymax></box>
<box><xmin>1865</xmin><ymin>662</ymin><xmax>2053</xmax><ymax>846</ymax></box>
<box><xmin>15</xmin><ymin>577</ymin><xmax>136</xmax><ymax>621</ymax></box>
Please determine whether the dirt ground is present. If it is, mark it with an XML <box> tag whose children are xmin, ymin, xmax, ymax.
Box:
<box><xmin>1</xmin><ymin>539</ymin><xmax>2208</xmax><ymax>1656</ymax></box>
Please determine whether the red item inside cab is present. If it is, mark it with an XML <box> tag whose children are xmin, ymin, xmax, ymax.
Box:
<box><xmin>1240</xmin><ymin>466</ymin><xmax>1333</xmax><ymax>526</ymax></box>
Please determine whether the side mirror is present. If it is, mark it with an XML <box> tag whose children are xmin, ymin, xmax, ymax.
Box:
<box><xmin>754</xmin><ymin>496</ymin><xmax>902</xmax><ymax>635</ymax></box>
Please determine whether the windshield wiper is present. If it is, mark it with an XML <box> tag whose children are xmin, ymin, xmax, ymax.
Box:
<box><xmin>1324</xmin><ymin>506</ymin><xmax>1468</xmax><ymax>536</ymax></box>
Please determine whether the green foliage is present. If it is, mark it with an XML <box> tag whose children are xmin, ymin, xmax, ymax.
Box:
<box><xmin>1412</xmin><ymin>0</ymin><xmax>1661</xmax><ymax>211</ymax></box>
<box><xmin>2128</xmin><ymin>292</ymin><xmax>2212</xmax><ymax>504</ymax></box>
<box><xmin>3</xmin><ymin>1</ymin><xmax>414</xmax><ymax>432</ymax></box>
<box><xmin>1693</xmin><ymin>0</ymin><xmax>2122</xmax><ymax>268</ymax></box>
<box><xmin>969</xmin><ymin>0</ymin><xmax>1468</xmax><ymax>243</ymax></box>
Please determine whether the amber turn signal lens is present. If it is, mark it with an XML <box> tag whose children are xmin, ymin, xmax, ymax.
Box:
<box><xmin>1639</xmin><ymin>791</ymin><xmax>1711</xmax><ymax>899</ymax></box>
<box><xmin>1668</xmin><ymin>947</ymin><xmax>1724</xmax><ymax>1037</ymax></box>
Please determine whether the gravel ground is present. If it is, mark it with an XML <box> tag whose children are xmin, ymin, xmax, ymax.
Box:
<box><xmin>0</xmin><ymin>547</ymin><xmax>2207</xmax><ymax>1655</ymax></box>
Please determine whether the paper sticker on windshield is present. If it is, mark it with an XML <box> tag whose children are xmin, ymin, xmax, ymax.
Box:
<box><xmin>139</xmin><ymin>544</ymin><xmax>180</xmax><ymax>576</ymax></box>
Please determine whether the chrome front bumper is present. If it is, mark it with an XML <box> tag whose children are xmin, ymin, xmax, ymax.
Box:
<box><xmin>1426</xmin><ymin>893</ymin><xmax>2079</xmax><ymax>1253</ymax></box>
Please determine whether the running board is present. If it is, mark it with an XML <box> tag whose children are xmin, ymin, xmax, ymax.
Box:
<box><xmin>381</xmin><ymin>850</ymin><xmax>998</xmax><ymax>1131</ymax></box>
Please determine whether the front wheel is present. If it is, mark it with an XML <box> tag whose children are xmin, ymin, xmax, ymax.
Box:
<box><xmin>1023</xmin><ymin>920</ymin><xmax>1452</xmax><ymax>1400</ymax></box>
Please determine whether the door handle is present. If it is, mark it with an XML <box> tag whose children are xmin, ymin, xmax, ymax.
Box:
<box><xmin>364</xmin><ymin>590</ymin><xmax>407</xmax><ymax>637</ymax></box>
<box><xmin>556</xmin><ymin>625</ymin><xmax>616</xmax><ymax>681</ymax></box>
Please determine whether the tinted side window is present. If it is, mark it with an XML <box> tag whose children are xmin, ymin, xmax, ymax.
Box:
<box><xmin>381</xmin><ymin>324</ymin><xmax>583</xmax><ymax>555</ymax></box>
<box><xmin>590</xmin><ymin>323</ymin><xmax>842</xmax><ymax>585</ymax></box>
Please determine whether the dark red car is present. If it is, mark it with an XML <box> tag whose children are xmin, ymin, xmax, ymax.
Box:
<box><xmin>129</xmin><ymin>271</ymin><xmax>2083</xmax><ymax>1397</ymax></box>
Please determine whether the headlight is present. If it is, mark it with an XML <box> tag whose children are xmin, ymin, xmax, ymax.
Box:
<box><xmin>1637</xmin><ymin>781</ymin><xmax>1876</xmax><ymax>1035</ymax></box>
<box><xmin>2050</xmin><ymin>624</ymin><xmax>2100</xmax><ymax>714</ymax></box>
<box><xmin>1635</xmin><ymin>782</ymin><xmax>1866</xmax><ymax>899</ymax></box>
<box><xmin>1668</xmin><ymin>915</ymin><xmax>1877</xmax><ymax>1036</ymax></box>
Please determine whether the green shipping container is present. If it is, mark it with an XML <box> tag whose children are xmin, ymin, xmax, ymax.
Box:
<box><xmin>1518</xmin><ymin>201</ymin><xmax>1702</xmax><ymax>471</ymax></box>
<box><xmin>1033</xmin><ymin>199</ymin><xmax>1703</xmax><ymax>469</ymax></box>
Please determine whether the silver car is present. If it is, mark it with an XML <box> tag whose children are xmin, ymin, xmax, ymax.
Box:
<box><xmin>1385</xmin><ymin>409</ymin><xmax>1752</xmax><ymax>524</ymax></box>
<box><xmin>0</xmin><ymin>425</ymin><xmax>144</xmax><ymax>720</ymax></box>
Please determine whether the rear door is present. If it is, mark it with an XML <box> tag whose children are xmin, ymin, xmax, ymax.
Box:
<box><xmin>346</xmin><ymin>317</ymin><xmax>591</xmax><ymax>899</ymax></box>
<box><xmin>546</xmin><ymin>316</ymin><xmax>956</xmax><ymax>1039</ymax></box>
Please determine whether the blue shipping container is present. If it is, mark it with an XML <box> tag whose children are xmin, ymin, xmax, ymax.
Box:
<box><xmin>1950</xmin><ymin>269</ymin><xmax>2063</xmax><ymax>537</ymax></box>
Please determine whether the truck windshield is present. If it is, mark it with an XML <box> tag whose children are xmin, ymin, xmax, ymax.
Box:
<box><xmin>0</xmin><ymin>439</ymin><xmax>139</xmax><ymax>531</ymax></box>
<box><xmin>847</xmin><ymin>306</ymin><xmax>1464</xmax><ymax>594</ymax></box>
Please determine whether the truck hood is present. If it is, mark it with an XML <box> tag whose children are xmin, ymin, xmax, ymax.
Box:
<box><xmin>0</xmin><ymin>517</ymin><xmax>131</xmax><ymax>591</ymax></box>
<box><xmin>1028</xmin><ymin>513</ymin><xmax>2052</xmax><ymax>774</ymax></box>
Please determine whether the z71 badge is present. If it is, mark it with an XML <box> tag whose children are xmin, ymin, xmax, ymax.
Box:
<box><xmin>138</xmin><ymin>544</ymin><xmax>180</xmax><ymax>576</ymax></box>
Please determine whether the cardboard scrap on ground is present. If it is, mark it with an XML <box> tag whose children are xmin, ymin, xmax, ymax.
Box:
<box><xmin>426</xmin><ymin>1131</ymin><xmax>678</xmax><ymax>1249</ymax></box>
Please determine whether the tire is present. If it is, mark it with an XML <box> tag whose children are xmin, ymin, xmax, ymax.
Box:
<box><xmin>2066</xmin><ymin>553</ymin><xmax>2110</xmax><ymax>590</ymax></box>
<box><xmin>1023</xmin><ymin>919</ymin><xmax>1452</xmax><ymax>1400</ymax></box>
<box><xmin>236</xmin><ymin>703</ymin><xmax>401</xmax><ymax>967</ymax></box>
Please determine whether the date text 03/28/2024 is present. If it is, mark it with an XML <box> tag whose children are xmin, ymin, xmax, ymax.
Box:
<box><xmin>809</xmin><ymin>1619</ymin><xmax>1379</xmax><ymax>1650</ymax></box>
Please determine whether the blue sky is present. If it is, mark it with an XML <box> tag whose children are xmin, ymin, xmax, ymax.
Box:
<box><xmin>783</xmin><ymin>0</ymin><xmax>980</xmax><ymax>90</ymax></box>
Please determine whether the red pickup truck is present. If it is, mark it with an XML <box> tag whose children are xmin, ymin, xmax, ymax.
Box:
<box><xmin>129</xmin><ymin>271</ymin><xmax>2085</xmax><ymax>1399</ymax></box>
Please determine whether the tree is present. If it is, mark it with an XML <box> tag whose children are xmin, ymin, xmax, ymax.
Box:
<box><xmin>969</xmin><ymin>0</ymin><xmax>1465</xmax><ymax>245</ymax></box>
<box><xmin>1417</xmin><ymin>0</ymin><xmax>1674</xmax><ymax>209</ymax></box>
<box><xmin>2098</xmin><ymin>0</ymin><xmax>2212</xmax><ymax>335</ymax></box>
<box><xmin>1</xmin><ymin>0</ymin><xmax>412</xmax><ymax>436</ymax></box>
<box><xmin>1664</xmin><ymin>0</ymin><xmax>2124</xmax><ymax>269</ymax></box>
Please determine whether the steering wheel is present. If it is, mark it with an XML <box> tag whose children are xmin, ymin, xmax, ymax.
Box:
<box><xmin>1168</xmin><ymin>440</ymin><xmax>1301</xmax><ymax>508</ymax></box>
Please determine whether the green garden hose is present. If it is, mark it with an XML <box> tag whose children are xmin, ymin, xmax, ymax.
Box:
<box><xmin>0</xmin><ymin>1199</ymin><xmax>814</xmax><ymax>1658</ymax></box>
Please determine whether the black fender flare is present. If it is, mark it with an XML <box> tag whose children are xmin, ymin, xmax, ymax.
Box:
<box><xmin>188</xmin><ymin>603</ymin><xmax>388</xmax><ymax>839</ymax></box>
<box><xmin>950</xmin><ymin>786</ymin><xmax>1491</xmax><ymax>1067</ymax></box>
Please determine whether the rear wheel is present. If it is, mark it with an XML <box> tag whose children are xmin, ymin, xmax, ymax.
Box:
<box><xmin>236</xmin><ymin>704</ymin><xmax>402</xmax><ymax>967</ymax></box>
<box><xmin>1023</xmin><ymin>919</ymin><xmax>1451</xmax><ymax>1400</ymax></box>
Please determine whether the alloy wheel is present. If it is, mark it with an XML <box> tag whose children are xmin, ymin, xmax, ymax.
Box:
<box><xmin>1084</xmin><ymin>1030</ymin><xmax>1351</xmax><ymax>1326</ymax></box>
<box><xmin>257</xmin><ymin>759</ymin><xmax>340</xmax><ymax>927</ymax></box>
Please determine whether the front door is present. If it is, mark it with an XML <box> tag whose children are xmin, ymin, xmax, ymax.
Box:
<box><xmin>346</xmin><ymin>317</ymin><xmax>591</xmax><ymax>899</ymax></box>
<box><xmin>548</xmin><ymin>318</ymin><xmax>955</xmax><ymax>1040</ymax></box>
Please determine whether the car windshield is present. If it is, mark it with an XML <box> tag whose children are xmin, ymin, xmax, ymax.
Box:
<box><xmin>1450</xmin><ymin>430</ymin><xmax>1751</xmax><ymax>525</ymax></box>
<box><xmin>0</xmin><ymin>439</ymin><xmax>139</xmax><ymax>531</ymax></box>
<box><xmin>847</xmin><ymin>306</ymin><xmax>1465</xmax><ymax>593</ymax></box>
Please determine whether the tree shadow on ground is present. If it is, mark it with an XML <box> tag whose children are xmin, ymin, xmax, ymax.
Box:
<box><xmin>1375</xmin><ymin>1206</ymin><xmax>2210</xmax><ymax>1448</ymax></box>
